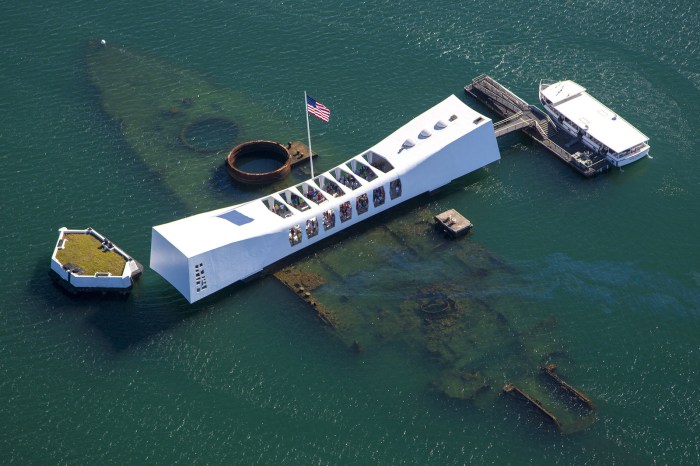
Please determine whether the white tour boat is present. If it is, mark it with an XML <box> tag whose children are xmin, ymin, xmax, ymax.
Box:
<box><xmin>539</xmin><ymin>80</ymin><xmax>649</xmax><ymax>167</ymax></box>
<box><xmin>150</xmin><ymin>95</ymin><xmax>501</xmax><ymax>303</ymax></box>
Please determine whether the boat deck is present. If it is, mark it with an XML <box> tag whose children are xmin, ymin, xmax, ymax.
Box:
<box><xmin>464</xmin><ymin>75</ymin><xmax>610</xmax><ymax>177</ymax></box>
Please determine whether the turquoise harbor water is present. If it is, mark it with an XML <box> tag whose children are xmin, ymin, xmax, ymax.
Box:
<box><xmin>1</xmin><ymin>0</ymin><xmax>699</xmax><ymax>464</ymax></box>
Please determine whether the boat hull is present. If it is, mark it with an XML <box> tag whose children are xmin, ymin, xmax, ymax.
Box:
<box><xmin>606</xmin><ymin>147</ymin><xmax>649</xmax><ymax>167</ymax></box>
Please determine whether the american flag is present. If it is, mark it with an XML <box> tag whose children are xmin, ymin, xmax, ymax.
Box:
<box><xmin>306</xmin><ymin>95</ymin><xmax>330</xmax><ymax>122</ymax></box>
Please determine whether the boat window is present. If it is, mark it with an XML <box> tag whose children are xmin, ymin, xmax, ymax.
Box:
<box><xmin>333</xmin><ymin>168</ymin><xmax>361</xmax><ymax>191</ymax></box>
<box><xmin>362</xmin><ymin>151</ymin><xmax>394</xmax><ymax>173</ymax></box>
<box><xmin>263</xmin><ymin>197</ymin><xmax>294</xmax><ymax>218</ymax></box>
<box><xmin>306</xmin><ymin>217</ymin><xmax>319</xmax><ymax>239</ymax></box>
<box><xmin>356</xmin><ymin>193</ymin><xmax>369</xmax><ymax>215</ymax></box>
<box><xmin>373</xmin><ymin>186</ymin><xmax>385</xmax><ymax>207</ymax></box>
<box><xmin>339</xmin><ymin>201</ymin><xmax>352</xmax><ymax>223</ymax></box>
<box><xmin>322</xmin><ymin>208</ymin><xmax>336</xmax><ymax>231</ymax></box>
<box><xmin>298</xmin><ymin>184</ymin><xmax>326</xmax><ymax>204</ymax></box>
<box><xmin>347</xmin><ymin>159</ymin><xmax>377</xmax><ymax>182</ymax></box>
<box><xmin>449</xmin><ymin>114</ymin><xmax>458</xmax><ymax>122</ymax></box>
<box><xmin>289</xmin><ymin>225</ymin><xmax>302</xmax><ymax>246</ymax></box>
<box><xmin>390</xmin><ymin>179</ymin><xmax>402</xmax><ymax>200</ymax></box>
<box><xmin>473</xmin><ymin>116</ymin><xmax>484</xmax><ymax>124</ymax></box>
<box><xmin>286</xmin><ymin>192</ymin><xmax>310</xmax><ymax>212</ymax></box>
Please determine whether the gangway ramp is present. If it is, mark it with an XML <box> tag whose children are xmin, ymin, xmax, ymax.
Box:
<box><xmin>493</xmin><ymin>112</ymin><xmax>536</xmax><ymax>137</ymax></box>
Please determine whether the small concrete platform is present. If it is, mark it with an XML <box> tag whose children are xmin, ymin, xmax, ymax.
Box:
<box><xmin>435</xmin><ymin>209</ymin><xmax>473</xmax><ymax>238</ymax></box>
<box><xmin>286</xmin><ymin>141</ymin><xmax>318</xmax><ymax>166</ymax></box>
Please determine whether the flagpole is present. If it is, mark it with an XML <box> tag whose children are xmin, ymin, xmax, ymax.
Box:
<box><xmin>304</xmin><ymin>91</ymin><xmax>315</xmax><ymax>180</ymax></box>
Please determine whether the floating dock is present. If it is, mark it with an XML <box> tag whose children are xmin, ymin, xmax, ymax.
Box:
<box><xmin>434</xmin><ymin>209</ymin><xmax>472</xmax><ymax>238</ymax></box>
<box><xmin>464</xmin><ymin>75</ymin><xmax>610</xmax><ymax>177</ymax></box>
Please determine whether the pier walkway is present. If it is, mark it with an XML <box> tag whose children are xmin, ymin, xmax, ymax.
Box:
<box><xmin>464</xmin><ymin>74</ymin><xmax>610</xmax><ymax>177</ymax></box>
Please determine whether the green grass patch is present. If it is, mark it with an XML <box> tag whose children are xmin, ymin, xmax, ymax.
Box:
<box><xmin>56</xmin><ymin>233</ymin><xmax>126</xmax><ymax>276</ymax></box>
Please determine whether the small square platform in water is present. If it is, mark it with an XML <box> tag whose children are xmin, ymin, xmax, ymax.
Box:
<box><xmin>434</xmin><ymin>209</ymin><xmax>473</xmax><ymax>238</ymax></box>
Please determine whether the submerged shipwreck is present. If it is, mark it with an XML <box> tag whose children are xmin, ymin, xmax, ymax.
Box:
<box><xmin>85</xmin><ymin>41</ymin><xmax>598</xmax><ymax>433</ymax></box>
<box><xmin>84</xmin><ymin>40</ymin><xmax>301</xmax><ymax>206</ymax></box>
<box><xmin>273</xmin><ymin>208</ymin><xmax>596</xmax><ymax>433</ymax></box>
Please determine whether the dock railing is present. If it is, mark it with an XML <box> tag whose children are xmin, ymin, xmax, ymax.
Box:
<box><xmin>466</xmin><ymin>75</ymin><xmax>530</xmax><ymax>115</ymax></box>
<box><xmin>493</xmin><ymin>112</ymin><xmax>536</xmax><ymax>137</ymax></box>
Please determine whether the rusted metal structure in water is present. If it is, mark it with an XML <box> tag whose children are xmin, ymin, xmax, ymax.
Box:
<box><xmin>225</xmin><ymin>140</ymin><xmax>317</xmax><ymax>185</ymax></box>
<box><xmin>503</xmin><ymin>364</ymin><xmax>596</xmax><ymax>433</ymax></box>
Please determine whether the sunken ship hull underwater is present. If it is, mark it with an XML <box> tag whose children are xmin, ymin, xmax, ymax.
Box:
<box><xmin>150</xmin><ymin>95</ymin><xmax>501</xmax><ymax>303</ymax></box>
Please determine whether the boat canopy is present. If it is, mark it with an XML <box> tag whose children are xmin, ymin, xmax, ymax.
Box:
<box><xmin>542</xmin><ymin>80</ymin><xmax>648</xmax><ymax>153</ymax></box>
